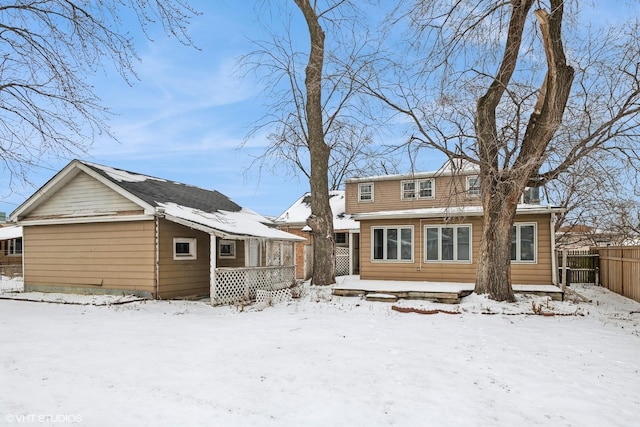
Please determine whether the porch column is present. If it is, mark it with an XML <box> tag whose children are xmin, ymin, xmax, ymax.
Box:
<box><xmin>210</xmin><ymin>234</ymin><xmax>217</xmax><ymax>306</ymax></box>
<box><xmin>348</xmin><ymin>231</ymin><xmax>354</xmax><ymax>275</ymax></box>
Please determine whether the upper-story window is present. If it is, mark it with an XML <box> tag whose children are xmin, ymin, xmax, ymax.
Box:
<box><xmin>402</xmin><ymin>179</ymin><xmax>434</xmax><ymax>200</ymax></box>
<box><xmin>358</xmin><ymin>183</ymin><xmax>374</xmax><ymax>202</ymax></box>
<box><xmin>466</xmin><ymin>176</ymin><xmax>481</xmax><ymax>196</ymax></box>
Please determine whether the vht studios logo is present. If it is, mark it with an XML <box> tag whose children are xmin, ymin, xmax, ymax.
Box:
<box><xmin>5</xmin><ymin>414</ymin><xmax>83</xmax><ymax>423</ymax></box>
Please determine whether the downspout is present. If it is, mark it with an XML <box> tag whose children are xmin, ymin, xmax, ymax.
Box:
<box><xmin>210</xmin><ymin>233</ymin><xmax>217</xmax><ymax>306</ymax></box>
<box><xmin>551</xmin><ymin>213</ymin><xmax>558</xmax><ymax>287</ymax></box>
<box><xmin>155</xmin><ymin>216</ymin><xmax>160</xmax><ymax>299</ymax></box>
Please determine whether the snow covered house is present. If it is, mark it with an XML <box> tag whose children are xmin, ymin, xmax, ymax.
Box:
<box><xmin>9</xmin><ymin>160</ymin><xmax>304</xmax><ymax>302</ymax></box>
<box><xmin>0</xmin><ymin>225</ymin><xmax>23</xmax><ymax>276</ymax></box>
<box><xmin>275</xmin><ymin>191</ymin><xmax>359</xmax><ymax>279</ymax></box>
<box><xmin>344</xmin><ymin>162</ymin><xmax>564</xmax><ymax>287</ymax></box>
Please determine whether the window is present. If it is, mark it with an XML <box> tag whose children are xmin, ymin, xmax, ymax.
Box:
<box><xmin>173</xmin><ymin>237</ymin><xmax>197</xmax><ymax>260</ymax></box>
<box><xmin>219</xmin><ymin>240</ymin><xmax>236</xmax><ymax>258</ymax></box>
<box><xmin>425</xmin><ymin>225</ymin><xmax>471</xmax><ymax>262</ymax></box>
<box><xmin>372</xmin><ymin>226</ymin><xmax>413</xmax><ymax>262</ymax></box>
<box><xmin>334</xmin><ymin>232</ymin><xmax>347</xmax><ymax>246</ymax></box>
<box><xmin>6</xmin><ymin>238</ymin><xmax>22</xmax><ymax>256</ymax></box>
<box><xmin>512</xmin><ymin>223</ymin><xmax>536</xmax><ymax>262</ymax></box>
<box><xmin>402</xmin><ymin>179</ymin><xmax>434</xmax><ymax>200</ymax></box>
<box><xmin>466</xmin><ymin>176</ymin><xmax>481</xmax><ymax>196</ymax></box>
<box><xmin>358</xmin><ymin>183</ymin><xmax>374</xmax><ymax>202</ymax></box>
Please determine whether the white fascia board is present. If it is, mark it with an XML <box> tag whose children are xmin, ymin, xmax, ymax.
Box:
<box><xmin>352</xmin><ymin>205</ymin><xmax>565</xmax><ymax>221</ymax></box>
<box><xmin>16</xmin><ymin>214</ymin><xmax>155</xmax><ymax>227</ymax></box>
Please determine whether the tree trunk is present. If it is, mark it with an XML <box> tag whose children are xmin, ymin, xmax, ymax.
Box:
<box><xmin>295</xmin><ymin>0</ymin><xmax>336</xmax><ymax>285</ymax></box>
<box><xmin>475</xmin><ymin>176</ymin><xmax>519</xmax><ymax>302</ymax></box>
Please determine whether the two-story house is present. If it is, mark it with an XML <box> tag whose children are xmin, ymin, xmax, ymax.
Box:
<box><xmin>344</xmin><ymin>162</ymin><xmax>563</xmax><ymax>286</ymax></box>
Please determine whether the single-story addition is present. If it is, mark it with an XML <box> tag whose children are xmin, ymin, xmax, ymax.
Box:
<box><xmin>9</xmin><ymin>160</ymin><xmax>305</xmax><ymax>303</ymax></box>
<box><xmin>275</xmin><ymin>190</ymin><xmax>359</xmax><ymax>279</ymax></box>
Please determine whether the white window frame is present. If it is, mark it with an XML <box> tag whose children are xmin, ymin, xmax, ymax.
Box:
<box><xmin>401</xmin><ymin>179</ymin><xmax>435</xmax><ymax>200</ymax></box>
<box><xmin>218</xmin><ymin>239</ymin><xmax>236</xmax><ymax>259</ymax></box>
<box><xmin>358</xmin><ymin>183</ymin><xmax>374</xmax><ymax>203</ymax></box>
<box><xmin>511</xmin><ymin>223</ymin><xmax>537</xmax><ymax>263</ymax></box>
<box><xmin>466</xmin><ymin>175</ymin><xmax>481</xmax><ymax>196</ymax></box>
<box><xmin>6</xmin><ymin>238</ymin><xmax>22</xmax><ymax>256</ymax></box>
<box><xmin>371</xmin><ymin>226</ymin><xmax>414</xmax><ymax>262</ymax></box>
<box><xmin>424</xmin><ymin>224</ymin><xmax>472</xmax><ymax>263</ymax></box>
<box><xmin>334</xmin><ymin>232</ymin><xmax>347</xmax><ymax>246</ymax></box>
<box><xmin>173</xmin><ymin>237</ymin><xmax>197</xmax><ymax>260</ymax></box>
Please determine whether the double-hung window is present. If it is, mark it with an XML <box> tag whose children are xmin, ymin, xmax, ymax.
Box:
<box><xmin>372</xmin><ymin>226</ymin><xmax>413</xmax><ymax>262</ymax></box>
<box><xmin>425</xmin><ymin>225</ymin><xmax>471</xmax><ymax>262</ymax></box>
<box><xmin>6</xmin><ymin>238</ymin><xmax>22</xmax><ymax>256</ymax></box>
<box><xmin>401</xmin><ymin>179</ymin><xmax>434</xmax><ymax>200</ymax></box>
<box><xmin>466</xmin><ymin>176</ymin><xmax>481</xmax><ymax>196</ymax></box>
<box><xmin>358</xmin><ymin>183</ymin><xmax>374</xmax><ymax>202</ymax></box>
<box><xmin>511</xmin><ymin>223</ymin><xmax>536</xmax><ymax>262</ymax></box>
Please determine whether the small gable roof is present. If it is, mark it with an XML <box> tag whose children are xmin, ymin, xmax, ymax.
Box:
<box><xmin>11</xmin><ymin>160</ymin><xmax>304</xmax><ymax>242</ymax></box>
<box><xmin>275</xmin><ymin>190</ymin><xmax>359</xmax><ymax>231</ymax></box>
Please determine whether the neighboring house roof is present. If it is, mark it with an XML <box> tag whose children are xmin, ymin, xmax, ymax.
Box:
<box><xmin>346</xmin><ymin>159</ymin><xmax>480</xmax><ymax>184</ymax></box>
<box><xmin>0</xmin><ymin>225</ymin><xmax>22</xmax><ymax>240</ymax></box>
<box><xmin>10</xmin><ymin>160</ymin><xmax>304</xmax><ymax>242</ymax></box>
<box><xmin>275</xmin><ymin>191</ymin><xmax>359</xmax><ymax>231</ymax></box>
<box><xmin>352</xmin><ymin>204</ymin><xmax>564</xmax><ymax>221</ymax></box>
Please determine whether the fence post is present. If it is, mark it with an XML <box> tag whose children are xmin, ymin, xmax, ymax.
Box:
<box><xmin>561</xmin><ymin>249</ymin><xmax>568</xmax><ymax>292</ymax></box>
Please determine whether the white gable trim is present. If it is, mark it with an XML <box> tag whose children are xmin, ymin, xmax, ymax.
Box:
<box><xmin>10</xmin><ymin>160</ymin><xmax>155</xmax><ymax>222</ymax></box>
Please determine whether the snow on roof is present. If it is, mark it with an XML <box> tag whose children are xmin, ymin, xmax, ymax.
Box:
<box><xmin>352</xmin><ymin>204</ymin><xmax>564</xmax><ymax>220</ymax></box>
<box><xmin>159</xmin><ymin>203</ymin><xmax>306</xmax><ymax>241</ymax></box>
<box><xmin>0</xmin><ymin>225</ymin><xmax>22</xmax><ymax>240</ymax></box>
<box><xmin>84</xmin><ymin>161</ymin><xmax>166</xmax><ymax>183</ymax></box>
<box><xmin>275</xmin><ymin>191</ymin><xmax>359</xmax><ymax>231</ymax></box>
<box><xmin>346</xmin><ymin>159</ymin><xmax>480</xmax><ymax>183</ymax></box>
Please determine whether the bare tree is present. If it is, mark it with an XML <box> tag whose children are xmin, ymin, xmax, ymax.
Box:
<box><xmin>364</xmin><ymin>1</ymin><xmax>640</xmax><ymax>300</ymax></box>
<box><xmin>0</xmin><ymin>0</ymin><xmax>198</xmax><ymax>184</ymax></box>
<box><xmin>548</xmin><ymin>155</ymin><xmax>640</xmax><ymax>248</ymax></box>
<box><xmin>243</xmin><ymin>1</ymin><xmax>389</xmax><ymax>285</ymax></box>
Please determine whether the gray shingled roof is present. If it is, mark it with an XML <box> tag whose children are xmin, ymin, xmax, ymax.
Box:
<box><xmin>83</xmin><ymin>162</ymin><xmax>242</xmax><ymax>213</ymax></box>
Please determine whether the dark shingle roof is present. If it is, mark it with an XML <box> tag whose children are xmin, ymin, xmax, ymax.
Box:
<box><xmin>83</xmin><ymin>162</ymin><xmax>242</xmax><ymax>213</ymax></box>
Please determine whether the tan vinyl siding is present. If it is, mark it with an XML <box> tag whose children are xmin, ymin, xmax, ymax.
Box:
<box><xmin>23</xmin><ymin>221</ymin><xmax>156</xmax><ymax>295</ymax></box>
<box><xmin>358</xmin><ymin>213</ymin><xmax>553</xmax><ymax>285</ymax></box>
<box><xmin>157</xmin><ymin>219</ymin><xmax>210</xmax><ymax>299</ymax></box>
<box><xmin>345</xmin><ymin>175</ymin><xmax>482</xmax><ymax>214</ymax></box>
<box><xmin>217</xmin><ymin>240</ymin><xmax>246</xmax><ymax>268</ymax></box>
<box><xmin>27</xmin><ymin>171</ymin><xmax>143</xmax><ymax>219</ymax></box>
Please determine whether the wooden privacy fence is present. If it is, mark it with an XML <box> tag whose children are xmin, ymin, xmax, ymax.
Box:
<box><xmin>557</xmin><ymin>250</ymin><xmax>599</xmax><ymax>285</ymax></box>
<box><xmin>590</xmin><ymin>246</ymin><xmax>640</xmax><ymax>303</ymax></box>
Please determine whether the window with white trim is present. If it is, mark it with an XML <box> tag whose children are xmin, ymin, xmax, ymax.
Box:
<box><xmin>6</xmin><ymin>238</ymin><xmax>22</xmax><ymax>256</ymax></box>
<box><xmin>425</xmin><ymin>225</ymin><xmax>471</xmax><ymax>262</ymax></box>
<box><xmin>401</xmin><ymin>179</ymin><xmax>434</xmax><ymax>200</ymax></box>
<box><xmin>372</xmin><ymin>226</ymin><xmax>413</xmax><ymax>262</ymax></box>
<box><xmin>466</xmin><ymin>176</ymin><xmax>481</xmax><ymax>196</ymax></box>
<box><xmin>173</xmin><ymin>237</ymin><xmax>197</xmax><ymax>260</ymax></box>
<box><xmin>358</xmin><ymin>183</ymin><xmax>374</xmax><ymax>202</ymax></box>
<box><xmin>511</xmin><ymin>223</ymin><xmax>536</xmax><ymax>262</ymax></box>
<box><xmin>334</xmin><ymin>232</ymin><xmax>347</xmax><ymax>246</ymax></box>
<box><xmin>219</xmin><ymin>240</ymin><xmax>236</xmax><ymax>258</ymax></box>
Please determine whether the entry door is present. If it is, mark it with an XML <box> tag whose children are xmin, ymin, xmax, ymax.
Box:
<box><xmin>248</xmin><ymin>239</ymin><xmax>261</xmax><ymax>267</ymax></box>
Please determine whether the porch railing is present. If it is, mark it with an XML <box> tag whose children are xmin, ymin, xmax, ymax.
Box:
<box><xmin>0</xmin><ymin>264</ymin><xmax>22</xmax><ymax>277</ymax></box>
<box><xmin>213</xmin><ymin>265</ymin><xmax>295</xmax><ymax>305</ymax></box>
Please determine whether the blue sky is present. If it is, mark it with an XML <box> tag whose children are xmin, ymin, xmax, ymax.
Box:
<box><xmin>0</xmin><ymin>2</ymin><xmax>304</xmax><ymax>217</ymax></box>
<box><xmin>0</xmin><ymin>1</ymin><xmax>634</xmax><ymax>219</ymax></box>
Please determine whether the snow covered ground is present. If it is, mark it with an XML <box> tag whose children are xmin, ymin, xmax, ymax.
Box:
<box><xmin>1</xmin><ymin>276</ymin><xmax>639</xmax><ymax>426</ymax></box>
